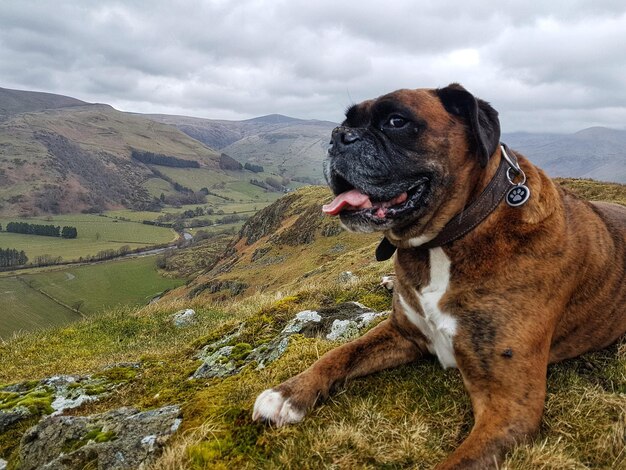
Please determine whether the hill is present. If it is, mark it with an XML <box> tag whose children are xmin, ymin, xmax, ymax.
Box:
<box><xmin>0</xmin><ymin>180</ymin><xmax>624</xmax><ymax>468</ymax></box>
<box><xmin>150</xmin><ymin>111</ymin><xmax>626</xmax><ymax>185</ymax></box>
<box><xmin>146</xmin><ymin>113</ymin><xmax>337</xmax><ymax>184</ymax></box>
<box><xmin>0</xmin><ymin>87</ymin><xmax>87</xmax><ymax>119</ymax></box>
<box><xmin>0</xmin><ymin>89</ymin><xmax>291</xmax><ymax>216</ymax></box>
<box><xmin>503</xmin><ymin>127</ymin><xmax>626</xmax><ymax>183</ymax></box>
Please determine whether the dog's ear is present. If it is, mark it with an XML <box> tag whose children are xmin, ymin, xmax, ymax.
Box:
<box><xmin>436</xmin><ymin>83</ymin><xmax>500</xmax><ymax>167</ymax></box>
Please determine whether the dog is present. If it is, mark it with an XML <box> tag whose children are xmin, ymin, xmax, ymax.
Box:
<box><xmin>253</xmin><ymin>83</ymin><xmax>626</xmax><ymax>469</ymax></box>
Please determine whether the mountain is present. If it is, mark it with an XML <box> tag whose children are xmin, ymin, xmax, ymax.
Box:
<box><xmin>502</xmin><ymin>127</ymin><xmax>626</xmax><ymax>183</ymax></box>
<box><xmin>149</xmin><ymin>111</ymin><xmax>626</xmax><ymax>184</ymax></box>
<box><xmin>146</xmin><ymin>113</ymin><xmax>337</xmax><ymax>184</ymax></box>
<box><xmin>0</xmin><ymin>89</ymin><xmax>283</xmax><ymax>216</ymax></box>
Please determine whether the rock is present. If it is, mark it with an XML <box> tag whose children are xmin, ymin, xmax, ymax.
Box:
<box><xmin>248</xmin><ymin>337</ymin><xmax>290</xmax><ymax>370</ymax></box>
<box><xmin>338</xmin><ymin>271</ymin><xmax>359</xmax><ymax>284</ymax></box>
<box><xmin>17</xmin><ymin>405</ymin><xmax>181</xmax><ymax>470</ymax></box>
<box><xmin>0</xmin><ymin>457</ymin><xmax>7</xmax><ymax>470</ymax></box>
<box><xmin>281</xmin><ymin>310</ymin><xmax>322</xmax><ymax>334</ymax></box>
<box><xmin>0</xmin><ymin>406</ymin><xmax>31</xmax><ymax>433</ymax></box>
<box><xmin>193</xmin><ymin>302</ymin><xmax>388</xmax><ymax>378</ymax></box>
<box><xmin>172</xmin><ymin>309</ymin><xmax>196</xmax><ymax>327</ymax></box>
<box><xmin>192</xmin><ymin>346</ymin><xmax>237</xmax><ymax>378</ymax></box>
<box><xmin>0</xmin><ymin>365</ymin><xmax>139</xmax><ymax>433</ymax></box>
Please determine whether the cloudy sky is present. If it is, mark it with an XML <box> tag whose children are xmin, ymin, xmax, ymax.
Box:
<box><xmin>1</xmin><ymin>0</ymin><xmax>626</xmax><ymax>132</ymax></box>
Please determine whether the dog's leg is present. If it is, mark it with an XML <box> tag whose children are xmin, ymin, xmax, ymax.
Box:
<box><xmin>436</xmin><ymin>338</ymin><xmax>551</xmax><ymax>470</ymax></box>
<box><xmin>252</xmin><ymin>318</ymin><xmax>425</xmax><ymax>426</ymax></box>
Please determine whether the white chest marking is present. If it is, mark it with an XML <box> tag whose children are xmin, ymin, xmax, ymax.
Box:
<box><xmin>398</xmin><ymin>247</ymin><xmax>458</xmax><ymax>368</ymax></box>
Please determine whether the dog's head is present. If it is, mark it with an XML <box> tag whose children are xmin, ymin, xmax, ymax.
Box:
<box><xmin>323</xmin><ymin>83</ymin><xmax>500</xmax><ymax>244</ymax></box>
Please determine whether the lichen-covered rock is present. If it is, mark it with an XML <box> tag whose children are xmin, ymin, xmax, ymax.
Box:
<box><xmin>193</xmin><ymin>302</ymin><xmax>388</xmax><ymax>378</ymax></box>
<box><xmin>17</xmin><ymin>405</ymin><xmax>181</xmax><ymax>470</ymax></box>
<box><xmin>0</xmin><ymin>406</ymin><xmax>31</xmax><ymax>433</ymax></box>
<box><xmin>281</xmin><ymin>310</ymin><xmax>322</xmax><ymax>334</ymax></box>
<box><xmin>0</xmin><ymin>365</ymin><xmax>139</xmax><ymax>433</ymax></box>
<box><xmin>193</xmin><ymin>346</ymin><xmax>237</xmax><ymax>378</ymax></box>
<box><xmin>338</xmin><ymin>271</ymin><xmax>359</xmax><ymax>284</ymax></box>
<box><xmin>172</xmin><ymin>308</ymin><xmax>196</xmax><ymax>327</ymax></box>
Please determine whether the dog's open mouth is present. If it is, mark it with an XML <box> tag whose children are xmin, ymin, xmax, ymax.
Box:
<box><xmin>322</xmin><ymin>177</ymin><xmax>429</xmax><ymax>220</ymax></box>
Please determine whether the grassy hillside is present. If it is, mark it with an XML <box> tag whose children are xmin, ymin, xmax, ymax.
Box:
<box><xmin>147</xmin><ymin>113</ymin><xmax>336</xmax><ymax>184</ymax></box>
<box><xmin>0</xmin><ymin>102</ymin><xmax>227</xmax><ymax>215</ymax></box>
<box><xmin>0</xmin><ymin>180</ymin><xmax>624</xmax><ymax>468</ymax></box>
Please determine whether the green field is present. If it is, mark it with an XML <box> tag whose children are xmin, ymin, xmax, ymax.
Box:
<box><xmin>0</xmin><ymin>276</ymin><xmax>80</xmax><ymax>339</ymax></box>
<box><xmin>1</xmin><ymin>255</ymin><xmax>185</xmax><ymax>338</ymax></box>
<box><xmin>0</xmin><ymin>214</ymin><xmax>176</xmax><ymax>262</ymax></box>
<box><xmin>22</xmin><ymin>256</ymin><xmax>185</xmax><ymax>314</ymax></box>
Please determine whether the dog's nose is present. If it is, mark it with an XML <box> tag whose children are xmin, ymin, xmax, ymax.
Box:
<box><xmin>331</xmin><ymin>126</ymin><xmax>361</xmax><ymax>149</ymax></box>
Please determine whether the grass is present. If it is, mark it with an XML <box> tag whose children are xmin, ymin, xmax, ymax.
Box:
<box><xmin>2</xmin><ymin>274</ymin><xmax>621</xmax><ymax>469</ymax></box>
<box><xmin>557</xmin><ymin>178</ymin><xmax>626</xmax><ymax>206</ymax></box>
<box><xmin>150</xmin><ymin>166</ymin><xmax>288</xmax><ymax>203</ymax></box>
<box><xmin>0</xmin><ymin>276</ymin><xmax>80</xmax><ymax>339</ymax></box>
<box><xmin>0</xmin><ymin>213</ymin><xmax>176</xmax><ymax>262</ymax></box>
<box><xmin>19</xmin><ymin>255</ymin><xmax>186</xmax><ymax>316</ymax></box>
<box><xmin>0</xmin><ymin>182</ymin><xmax>624</xmax><ymax>468</ymax></box>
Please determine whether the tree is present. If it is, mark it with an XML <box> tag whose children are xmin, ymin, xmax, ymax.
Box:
<box><xmin>0</xmin><ymin>248</ymin><xmax>28</xmax><ymax>267</ymax></box>
<box><xmin>61</xmin><ymin>226</ymin><xmax>78</xmax><ymax>239</ymax></box>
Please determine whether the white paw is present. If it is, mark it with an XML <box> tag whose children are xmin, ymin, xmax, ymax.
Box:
<box><xmin>380</xmin><ymin>275</ymin><xmax>395</xmax><ymax>291</ymax></box>
<box><xmin>252</xmin><ymin>389</ymin><xmax>305</xmax><ymax>427</ymax></box>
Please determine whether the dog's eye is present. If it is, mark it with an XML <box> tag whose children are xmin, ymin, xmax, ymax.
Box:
<box><xmin>385</xmin><ymin>115</ymin><xmax>408</xmax><ymax>129</ymax></box>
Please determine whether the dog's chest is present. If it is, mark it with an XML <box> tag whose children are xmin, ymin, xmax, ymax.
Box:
<box><xmin>397</xmin><ymin>247</ymin><xmax>458</xmax><ymax>368</ymax></box>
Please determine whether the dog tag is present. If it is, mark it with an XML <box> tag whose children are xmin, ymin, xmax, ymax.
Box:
<box><xmin>506</xmin><ymin>184</ymin><xmax>530</xmax><ymax>207</ymax></box>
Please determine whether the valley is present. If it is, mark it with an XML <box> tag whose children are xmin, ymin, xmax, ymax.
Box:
<box><xmin>0</xmin><ymin>87</ymin><xmax>310</xmax><ymax>339</ymax></box>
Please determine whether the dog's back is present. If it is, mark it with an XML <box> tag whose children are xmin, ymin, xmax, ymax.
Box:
<box><xmin>548</xmin><ymin>194</ymin><xmax>626</xmax><ymax>362</ymax></box>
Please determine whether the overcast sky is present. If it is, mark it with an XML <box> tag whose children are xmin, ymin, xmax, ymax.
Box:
<box><xmin>1</xmin><ymin>0</ymin><xmax>626</xmax><ymax>132</ymax></box>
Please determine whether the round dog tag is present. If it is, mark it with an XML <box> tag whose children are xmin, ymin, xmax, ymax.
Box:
<box><xmin>506</xmin><ymin>184</ymin><xmax>531</xmax><ymax>207</ymax></box>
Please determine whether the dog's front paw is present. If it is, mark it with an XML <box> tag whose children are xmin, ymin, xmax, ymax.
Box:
<box><xmin>381</xmin><ymin>274</ymin><xmax>395</xmax><ymax>291</ymax></box>
<box><xmin>252</xmin><ymin>388</ymin><xmax>306</xmax><ymax>427</ymax></box>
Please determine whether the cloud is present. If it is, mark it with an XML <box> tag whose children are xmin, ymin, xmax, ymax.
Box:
<box><xmin>0</xmin><ymin>0</ymin><xmax>625</xmax><ymax>131</ymax></box>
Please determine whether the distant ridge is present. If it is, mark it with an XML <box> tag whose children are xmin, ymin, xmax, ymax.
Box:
<box><xmin>0</xmin><ymin>87</ymin><xmax>88</xmax><ymax>118</ymax></box>
<box><xmin>242</xmin><ymin>114</ymin><xmax>304</xmax><ymax>124</ymax></box>
<box><xmin>502</xmin><ymin>126</ymin><xmax>626</xmax><ymax>183</ymax></box>
<box><xmin>145</xmin><ymin>113</ymin><xmax>337</xmax><ymax>183</ymax></box>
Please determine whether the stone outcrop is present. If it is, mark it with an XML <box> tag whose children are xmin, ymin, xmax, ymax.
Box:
<box><xmin>0</xmin><ymin>365</ymin><xmax>139</xmax><ymax>434</ymax></box>
<box><xmin>17</xmin><ymin>405</ymin><xmax>181</xmax><ymax>470</ymax></box>
<box><xmin>193</xmin><ymin>302</ymin><xmax>387</xmax><ymax>379</ymax></box>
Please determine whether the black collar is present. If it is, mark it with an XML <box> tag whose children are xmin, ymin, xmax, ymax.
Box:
<box><xmin>376</xmin><ymin>144</ymin><xmax>524</xmax><ymax>261</ymax></box>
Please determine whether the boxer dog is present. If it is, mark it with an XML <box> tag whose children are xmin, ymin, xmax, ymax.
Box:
<box><xmin>253</xmin><ymin>84</ymin><xmax>626</xmax><ymax>469</ymax></box>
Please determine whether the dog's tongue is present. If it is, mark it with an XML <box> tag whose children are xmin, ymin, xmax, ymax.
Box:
<box><xmin>323</xmin><ymin>190</ymin><xmax>408</xmax><ymax>217</ymax></box>
<box><xmin>322</xmin><ymin>189</ymin><xmax>372</xmax><ymax>216</ymax></box>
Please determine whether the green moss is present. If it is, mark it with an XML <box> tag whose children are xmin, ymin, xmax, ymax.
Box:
<box><xmin>357</xmin><ymin>291</ymin><xmax>392</xmax><ymax>312</ymax></box>
<box><xmin>62</xmin><ymin>427</ymin><xmax>117</xmax><ymax>453</ymax></box>
<box><xmin>230</xmin><ymin>343</ymin><xmax>253</xmax><ymax>362</ymax></box>
<box><xmin>83</xmin><ymin>384</ymin><xmax>109</xmax><ymax>396</ymax></box>
<box><xmin>186</xmin><ymin>408</ymin><xmax>268</xmax><ymax>469</ymax></box>
<box><xmin>93</xmin><ymin>366</ymin><xmax>138</xmax><ymax>384</ymax></box>
<box><xmin>0</xmin><ymin>388</ymin><xmax>53</xmax><ymax>415</ymax></box>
